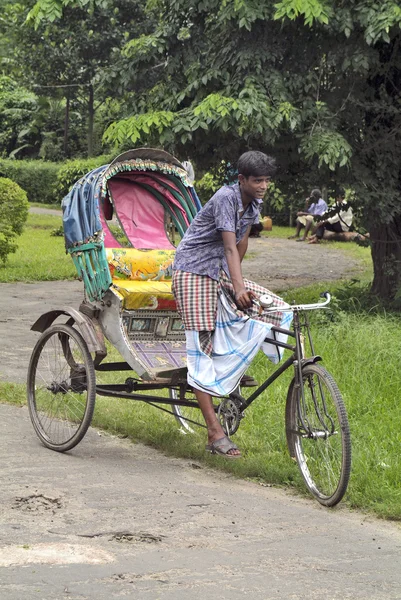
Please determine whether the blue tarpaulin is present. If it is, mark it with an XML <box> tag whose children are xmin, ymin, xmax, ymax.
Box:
<box><xmin>62</xmin><ymin>165</ymin><xmax>108</xmax><ymax>248</ymax></box>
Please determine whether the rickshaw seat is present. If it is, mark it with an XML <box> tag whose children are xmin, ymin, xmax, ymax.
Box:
<box><xmin>112</xmin><ymin>279</ymin><xmax>176</xmax><ymax>311</ymax></box>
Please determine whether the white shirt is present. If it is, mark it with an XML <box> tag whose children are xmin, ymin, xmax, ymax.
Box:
<box><xmin>327</xmin><ymin>201</ymin><xmax>353</xmax><ymax>231</ymax></box>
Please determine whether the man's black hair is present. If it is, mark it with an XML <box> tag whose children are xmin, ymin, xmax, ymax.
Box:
<box><xmin>310</xmin><ymin>188</ymin><xmax>322</xmax><ymax>200</ymax></box>
<box><xmin>237</xmin><ymin>151</ymin><xmax>276</xmax><ymax>178</ymax></box>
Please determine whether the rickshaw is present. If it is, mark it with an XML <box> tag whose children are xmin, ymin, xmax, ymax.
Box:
<box><xmin>27</xmin><ymin>148</ymin><xmax>351</xmax><ymax>507</ymax></box>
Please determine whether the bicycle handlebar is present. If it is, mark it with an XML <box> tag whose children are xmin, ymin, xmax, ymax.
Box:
<box><xmin>256</xmin><ymin>291</ymin><xmax>331</xmax><ymax>313</ymax></box>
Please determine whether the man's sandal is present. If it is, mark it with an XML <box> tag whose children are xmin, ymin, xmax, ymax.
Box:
<box><xmin>205</xmin><ymin>436</ymin><xmax>241</xmax><ymax>459</ymax></box>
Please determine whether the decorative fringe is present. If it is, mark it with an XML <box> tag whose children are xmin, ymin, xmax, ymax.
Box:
<box><xmin>100</xmin><ymin>159</ymin><xmax>190</xmax><ymax>197</ymax></box>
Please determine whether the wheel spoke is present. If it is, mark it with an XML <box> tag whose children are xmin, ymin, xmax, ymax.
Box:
<box><xmin>286</xmin><ymin>364</ymin><xmax>351</xmax><ymax>506</ymax></box>
<box><xmin>27</xmin><ymin>324</ymin><xmax>96</xmax><ymax>452</ymax></box>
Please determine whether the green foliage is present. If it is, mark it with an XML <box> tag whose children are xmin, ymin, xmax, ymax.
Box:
<box><xmin>0</xmin><ymin>156</ymin><xmax>113</xmax><ymax>206</ymax></box>
<box><xmin>0</xmin><ymin>177</ymin><xmax>29</xmax><ymax>263</ymax></box>
<box><xmin>55</xmin><ymin>154</ymin><xmax>113</xmax><ymax>198</ymax></box>
<box><xmin>195</xmin><ymin>171</ymin><xmax>219</xmax><ymax>204</ymax></box>
<box><xmin>300</xmin><ymin>129</ymin><xmax>353</xmax><ymax>171</ymax></box>
<box><xmin>264</xmin><ymin>182</ymin><xmax>286</xmax><ymax>213</ymax></box>
<box><xmin>0</xmin><ymin>75</ymin><xmax>39</xmax><ymax>158</ymax></box>
<box><xmin>0</xmin><ymin>159</ymin><xmax>60</xmax><ymax>204</ymax></box>
<box><xmin>274</xmin><ymin>0</ymin><xmax>332</xmax><ymax>26</ymax></box>
<box><xmin>27</xmin><ymin>0</ymin><xmax>112</xmax><ymax>28</ymax></box>
<box><xmin>103</xmin><ymin>111</ymin><xmax>175</xmax><ymax>147</ymax></box>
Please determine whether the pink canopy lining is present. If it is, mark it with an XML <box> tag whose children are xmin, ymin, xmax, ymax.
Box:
<box><xmin>107</xmin><ymin>178</ymin><xmax>175</xmax><ymax>250</ymax></box>
<box><xmin>117</xmin><ymin>172</ymin><xmax>191</xmax><ymax>228</ymax></box>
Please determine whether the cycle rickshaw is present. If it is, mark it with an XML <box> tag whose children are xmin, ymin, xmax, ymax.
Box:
<box><xmin>27</xmin><ymin>148</ymin><xmax>351</xmax><ymax>507</ymax></box>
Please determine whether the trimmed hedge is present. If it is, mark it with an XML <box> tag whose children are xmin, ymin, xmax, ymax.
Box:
<box><xmin>0</xmin><ymin>160</ymin><xmax>59</xmax><ymax>204</ymax></box>
<box><xmin>0</xmin><ymin>155</ymin><xmax>113</xmax><ymax>205</ymax></box>
<box><xmin>55</xmin><ymin>154</ymin><xmax>113</xmax><ymax>199</ymax></box>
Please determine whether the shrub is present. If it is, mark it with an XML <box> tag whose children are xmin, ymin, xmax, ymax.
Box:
<box><xmin>0</xmin><ymin>177</ymin><xmax>29</xmax><ymax>263</ymax></box>
<box><xmin>0</xmin><ymin>155</ymin><xmax>114</xmax><ymax>206</ymax></box>
<box><xmin>0</xmin><ymin>159</ymin><xmax>59</xmax><ymax>204</ymax></box>
<box><xmin>55</xmin><ymin>154</ymin><xmax>113</xmax><ymax>199</ymax></box>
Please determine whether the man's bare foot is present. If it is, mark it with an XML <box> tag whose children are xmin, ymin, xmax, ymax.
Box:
<box><xmin>308</xmin><ymin>237</ymin><xmax>319</xmax><ymax>244</ymax></box>
<box><xmin>296</xmin><ymin>237</ymin><xmax>306</xmax><ymax>242</ymax></box>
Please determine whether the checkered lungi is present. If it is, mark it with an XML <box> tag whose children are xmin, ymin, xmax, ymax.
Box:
<box><xmin>172</xmin><ymin>269</ymin><xmax>286</xmax><ymax>356</ymax></box>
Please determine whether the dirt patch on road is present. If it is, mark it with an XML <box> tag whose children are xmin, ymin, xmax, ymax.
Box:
<box><xmin>0</xmin><ymin>237</ymin><xmax>363</xmax><ymax>383</ymax></box>
<box><xmin>243</xmin><ymin>236</ymin><xmax>363</xmax><ymax>290</ymax></box>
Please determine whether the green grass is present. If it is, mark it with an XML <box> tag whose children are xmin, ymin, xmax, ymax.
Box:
<box><xmin>0</xmin><ymin>213</ymin><xmax>76</xmax><ymax>282</ymax></box>
<box><xmin>30</xmin><ymin>202</ymin><xmax>62</xmax><ymax>211</ymax></box>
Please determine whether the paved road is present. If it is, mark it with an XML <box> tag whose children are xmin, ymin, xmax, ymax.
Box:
<box><xmin>0</xmin><ymin>280</ymin><xmax>84</xmax><ymax>383</ymax></box>
<box><xmin>1</xmin><ymin>403</ymin><xmax>401</xmax><ymax>600</ymax></box>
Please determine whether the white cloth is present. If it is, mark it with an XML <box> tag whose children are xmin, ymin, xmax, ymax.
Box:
<box><xmin>182</xmin><ymin>160</ymin><xmax>195</xmax><ymax>185</ymax></box>
<box><xmin>186</xmin><ymin>292</ymin><xmax>293</xmax><ymax>396</ymax></box>
<box><xmin>327</xmin><ymin>201</ymin><xmax>353</xmax><ymax>230</ymax></box>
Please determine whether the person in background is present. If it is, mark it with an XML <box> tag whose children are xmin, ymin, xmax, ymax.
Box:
<box><xmin>249</xmin><ymin>220</ymin><xmax>263</xmax><ymax>237</ymax></box>
<box><xmin>308</xmin><ymin>188</ymin><xmax>353</xmax><ymax>244</ymax></box>
<box><xmin>288</xmin><ymin>188</ymin><xmax>328</xmax><ymax>242</ymax></box>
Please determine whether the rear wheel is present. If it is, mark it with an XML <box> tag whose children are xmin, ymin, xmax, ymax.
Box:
<box><xmin>170</xmin><ymin>387</ymin><xmax>204</xmax><ymax>433</ymax></box>
<box><xmin>27</xmin><ymin>324</ymin><xmax>96</xmax><ymax>452</ymax></box>
<box><xmin>286</xmin><ymin>363</ymin><xmax>351</xmax><ymax>506</ymax></box>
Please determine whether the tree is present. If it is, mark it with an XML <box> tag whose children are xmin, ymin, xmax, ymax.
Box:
<box><xmin>14</xmin><ymin>0</ymin><xmax>401</xmax><ymax>302</ymax></box>
<box><xmin>0</xmin><ymin>75</ymin><xmax>40</xmax><ymax>158</ymax></box>
<box><xmin>11</xmin><ymin>0</ymin><xmax>148</xmax><ymax>157</ymax></box>
<box><xmin>102</xmin><ymin>0</ymin><xmax>401</xmax><ymax>304</ymax></box>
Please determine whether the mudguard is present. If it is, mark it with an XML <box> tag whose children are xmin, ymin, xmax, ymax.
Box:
<box><xmin>31</xmin><ymin>307</ymin><xmax>106</xmax><ymax>356</ymax></box>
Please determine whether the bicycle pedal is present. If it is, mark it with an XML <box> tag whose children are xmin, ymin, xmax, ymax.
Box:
<box><xmin>240</xmin><ymin>375</ymin><xmax>259</xmax><ymax>387</ymax></box>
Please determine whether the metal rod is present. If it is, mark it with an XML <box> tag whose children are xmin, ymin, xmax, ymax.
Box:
<box><xmin>95</xmin><ymin>386</ymin><xmax>201</xmax><ymax>408</ymax></box>
<box><xmin>242</xmin><ymin>355</ymin><xmax>295</xmax><ymax>409</ymax></box>
<box><xmin>270</xmin><ymin>326</ymin><xmax>296</xmax><ymax>338</ymax></box>
<box><xmin>264</xmin><ymin>340</ymin><xmax>296</xmax><ymax>351</ymax></box>
<box><xmin>95</xmin><ymin>362</ymin><xmax>133</xmax><ymax>371</ymax></box>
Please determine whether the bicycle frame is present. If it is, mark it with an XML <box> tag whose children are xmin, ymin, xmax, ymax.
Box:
<box><xmin>93</xmin><ymin>304</ymin><xmax>324</xmax><ymax>428</ymax></box>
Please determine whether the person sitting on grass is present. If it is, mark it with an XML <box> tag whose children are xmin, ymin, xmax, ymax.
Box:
<box><xmin>288</xmin><ymin>189</ymin><xmax>328</xmax><ymax>242</ymax></box>
<box><xmin>308</xmin><ymin>188</ymin><xmax>353</xmax><ymax>244</ymax></box>
<box><xmin>172</xmin><ymin>151</ymin><xmax>290</xmax><ymax>459</ymax></box>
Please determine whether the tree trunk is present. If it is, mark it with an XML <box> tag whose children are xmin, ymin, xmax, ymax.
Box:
<box><xmin>370</xmin><ymin>218</ymin><xmax>401</xmax><ymax>301</ymax></box>
<box><xmin>63</xmin><ymin>95</ymin><xmax>70</xmax><ymax>156</ymax></box>
<box><xmin>88</xmin><ymin>84</ymin><xmax>94</xmax><ymax>158</ymax></box>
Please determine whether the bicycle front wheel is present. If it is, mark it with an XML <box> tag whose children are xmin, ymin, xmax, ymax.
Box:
<box><xmin>286</xmin><ymin>363</ymin><xmax>351</xmax><ymax>507</ymax></box>
<box><xmin>27</xmin><ymin>324</ymin><xmax>96</xmax><ymax>452</ymax></box>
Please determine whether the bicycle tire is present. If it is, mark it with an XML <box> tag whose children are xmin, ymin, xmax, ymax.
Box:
<box><xmin>285</xmin><ymin>363</ymin><xmax>351</xmax><ymax>506</ymax></box>
<box><xmin>27</xmin><ymin>324</ymin><xmax>96</xmax><ymax>452</ymax></box>
<box><xmin>170</xmin><ymin>387</ymin><xmax>200</xmax><ymax>434</ymax></box>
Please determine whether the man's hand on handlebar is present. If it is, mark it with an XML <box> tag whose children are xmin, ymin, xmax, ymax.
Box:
<box><xmin>234</xmin><ymin>288</ymin><xmax>258</xmax><ymax>310</ymax></box>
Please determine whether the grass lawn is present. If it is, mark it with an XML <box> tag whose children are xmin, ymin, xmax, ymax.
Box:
<box><xmin>2</xmin><ymin>214</ymin><xmax>400</xmax><ymax>519</ymax></box>
<box><xmin>0</xmin><ymin>213</ymin><xmax>76</xmax><ymax>282</ymax></box>
<box><xmin>30</xmin><ymin>202</ymin><xmax>62</xmax><ymax>211</ymax></box>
